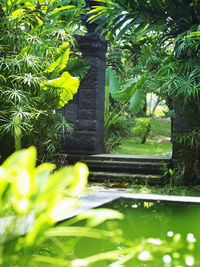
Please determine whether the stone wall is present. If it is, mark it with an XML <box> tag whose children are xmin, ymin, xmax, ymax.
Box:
<box><xmin>59</xmin><ymin>7</ymin><xmax>107</xmax><ymax>154</ymax></box>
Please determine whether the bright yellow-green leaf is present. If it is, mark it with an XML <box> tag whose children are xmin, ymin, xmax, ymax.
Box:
<box><xmin>11</xmin><ymin>9</ymin><xmax>25</xmax><ymax>19</ymax></box>
<box><xmin>34</xmin><ymin>163</ymin><xmax>56</xmax><ymax>194</ymax></box>
<box><xmin>7</xmin><ymin>0</ymin><xmax>12</xmax><ymax>7</ymax></box>
<box><xmin>88</xmin><ymin>7</ymin><xmax>103</xmax><ymax>14</ymax></box>
<box><xmin>13</xmin><ymin>169</ymin><xmax>31</xmax><ymax>197</ymax></box>
<box><xmin>94</xmin><ymin>0</ymin><xmax>114</xmax><ymax>4</ymax></box>
<box><xmin>2</xmin><ymin>146</ymin><xmax>37</xmax><ymax>172</ymax></box>
<box><xmin>41</xmin><ymin>71</ymin><xmax>79</xmax><ymax>108</ymax></box>
<box><xmin>58</xmin><ymin>72</ymin><xmax>79</xmax><ymax>108</ymax></box>
<box><xmin>49</xmin><ymin>6</ymin><xmax>75</xmax><ymax>16</ymax></box>
<box><xmin>25</xmin><ymin>213</ymin><xmax>52</xmax><ymax>246</ymax></box>
<box><xmin>68</xmin><ymin>162</ymin><xmax>89</xmax><ymax>195</ymax></box>
<box><xmin>36</xmin><ymin>16</ymin><xmax>44</xmax><ymax>25</ymax></box>
<box><xmin>24</xmin><ymin>1</ymin><xmax>35</xmax><ymax>10</ymax></box>
<box><xmin>45</xmin><ymin>166</ymin><xmax>75</xmax><ymax>193</ymax></box>
<box><xmin>77</xmin><ymin>209</ymin><xmax>124</xmax><ymax>227</ymax></box>
<box><xmin>56</xmin><ymin>42</ymin><xmax>69</xmax><ymax>56</ymax></box>
<box><xmin>15</xmin><ymin>46</ymin><xmax>34</xmax><ymax>60</ymax></box>
<box><xmin>0</xmin><ymin>75</ymin><xmax>6</xmax><ymax>82</ymax></box>
<box><xmin>14</xmin><ymin>197</ymin><xmax>29</xmax><ymax>213</ymax></box>
<box><xmin>45</xmin><ymin>48</ymin><xmax>70</xmax><ymax>73</ymax></box>
<box><xmin>0</xmin><ymin>167</ymin><xmax>8</xmax><ymax>197</ymax></box>
<box><xmin>49</xmin><ymin>197</ymin><xmax>78</xmax><ymax>222</ymax></box>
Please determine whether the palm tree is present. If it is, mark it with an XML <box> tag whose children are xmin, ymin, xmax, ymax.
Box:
<box><xmin>89</xmin><ymin>0</ymin><xmax>200</xmax><ymax>184</ymax></box>
<box><xmin>89</xmin><ymin>0</ymin><xmax>200</xmax><ymax>41</ymax></box>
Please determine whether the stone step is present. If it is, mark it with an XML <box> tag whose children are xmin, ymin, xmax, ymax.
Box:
<box><xmin>67</xmin><ymin>154</ymin><xmax>173</xmax><ymax>185</ymax></box>
<box><xmin>68</xmin><ymin>154</ymin><xmax>171</xmax><ymax>164</ymax></box>
<box><xmin>89</xmin><ymin>171</ymin><xmax>163</xmax><ymax>185</ymax></box>
<box><xmin>84</xmin><ymin>160</ymin><xmax>165</xmax><ymax>175</ymax></box>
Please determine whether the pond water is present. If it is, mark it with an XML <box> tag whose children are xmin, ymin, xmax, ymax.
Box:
<box><xmin>73</xmin><ymin>198</ymin><xmax>200</xmax><ymax>267</ymax></box>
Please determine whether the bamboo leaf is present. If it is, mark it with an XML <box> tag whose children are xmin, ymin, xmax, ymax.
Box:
<box><xmin>49</xmin><ymin>6</ymin><xmax>75</xmax><ymax>16</ymax></box>
<box><xmin>93</xmin><ymin>0</ymin><xmax>114</xmax><ymax>4</ymax></box>
<box><xmin>11</xmin><ymin>8</ymin><xmax>25</xmax><ymax>19</ymax></box>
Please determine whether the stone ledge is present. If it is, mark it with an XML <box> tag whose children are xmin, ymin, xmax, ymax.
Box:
<box><xmin>57</xmin><ymin>192</ymin><xmax>200</xmax><ymax>222</ymax></box>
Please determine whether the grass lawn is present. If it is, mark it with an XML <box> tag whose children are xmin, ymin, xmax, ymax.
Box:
<box><xmin>113</xmin><ymin>117</ymin><xmax>172</xmax><ymax>156</ymax></box>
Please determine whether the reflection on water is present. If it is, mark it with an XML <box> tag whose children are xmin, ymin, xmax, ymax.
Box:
<box><xmin>74</xmin><ymin>199</ymin><xmax>200</xmax><ymax>267</ymax></box>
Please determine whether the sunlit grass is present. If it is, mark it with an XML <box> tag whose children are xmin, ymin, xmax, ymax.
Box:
<box><xmin>150</xmin><ymin>118</ymin><xmax>171</xmax><ymax>137</ymax></box>
<box><xmin>114</xmin><ymin>117</ymin><xmax>172</xmax><ymax>155</ymax></box>
<box><xmin>114</xmin><ymin>138</ymin><xmax>172</xmax><ymax>155</ymax></box>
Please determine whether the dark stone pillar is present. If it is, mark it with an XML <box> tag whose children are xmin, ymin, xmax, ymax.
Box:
<box><xmin>60</xmin><ymin>5</ymin><xmax>107</xmax><ymax>154</ymax></box>
<box><xmin>171</xmin><ymin>105</ymin><xmax>188</xmax><ymax>159</ymax></box>
<box><xmin>171</xmin><ymin>100</ymin><xmax>195</xmax><ymax>159</ymax></box>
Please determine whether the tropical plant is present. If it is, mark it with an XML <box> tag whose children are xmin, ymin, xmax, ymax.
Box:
<box><xmin>1</xmin><ymin>146</ymin><xmax>198</xmax><ymax>267</ymax></box>
<box><xmin>131</xmin><ymin>117</ymin><xmax>151</xmax><ymax>144</ymax></box>
<box><xmin>104</xmin><ymin>66</ymin><xmax>143</xmax><ymax>152</ymax></box>
<box><xmin>0</xmin><ymin>0</ymin><xmax>89</xmax><ymax>161</ymax></box>
<box><xmin>89</xmin><ymin>0</ymin><xmax>200</xmax><ymax>183</ymax></box>
<box><xmin>105</xmin><ymin>68</ymin><xmax>147</xmax><ymax>132</ymax></box>
<box><xmin>0</xmin><ymin>146</ymin><xmax>126</xmax><ymax>266</ymax></box>
<box><xmin>88</xmin><ymin>0</ymin><xmax>200</xmax><ymax>41</ymax></box>
<box><xmin>175</xmin><ymin>128</ymin><xmax>200</xmax><ymax>185</ymax></box>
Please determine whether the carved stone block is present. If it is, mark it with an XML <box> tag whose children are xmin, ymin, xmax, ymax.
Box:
<box><xmin>78</xmin><ymin>120</ymin><xmax>97</xmax><ymax>131</ymax></box>
<box><xmin>79</xmin><ymin>89</ymin><xmax>97</xmax><ymax>99</ymax></box>
<box><xmin>79</xmin><ymin>99</ymin><xmax>96</xmax><ymax>110</ymax></box>
<box><xmin>79</xmin><ymin>109</ymin><xmax>96</xmax><ymax>120</ymax></box>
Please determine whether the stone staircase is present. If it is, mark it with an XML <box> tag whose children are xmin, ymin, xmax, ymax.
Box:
<box><xmin>68</xmin><ymin>154</ymin><xmax>172</xmax><ymax>185</ymax></box>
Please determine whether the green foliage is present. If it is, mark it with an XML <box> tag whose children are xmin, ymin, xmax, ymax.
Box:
<box><xmin>114</xmin><ymin>117</ymin><xmax>172</xmax><ymax>155</ymax></box>
<box><xmin>175</xmin><ymin>128</ymin><xmax>200</xmax><ymax>185</ymax></box>
<box><xmin>105</xmin><ymin>67</ymin><xmax>120</xmax><ymax>120</ymax></box>
<box><xmin>104</xmin><ymin>74</ymin><xmax>140</xmax><ymax>136</ymax></box>
<box><xmin>44</xmin><ymin>44</ymin><xmax>70</xmax><ymax>73</ymax></box>
<box><xmin>106</xmin><ymin>46</ymin><xmax>127</xmax><ymax>80</ymax></box>
<box><xmin>104</xmin><ymin>67</ymin><xmax>132</xmax><ymax>151</ymax></box>
<box><xmin>150</xmin><ymin>118</ymin><xmax>171</xmax><ymax>137</ymax></box>
<box><xmin>89</xmin><ymin>0</ymin><xmax>200</xmax><ymax>184</ymax></box>
<box><xmin>104</xmin><ymin>66</ymin><xmax>148</xmax><ymax>151</ymax></box>
<box><xmin>131</xmin><ymin>117</ymin><xmax>151</xmax><ymax>144</ymax></box>
<box><xmin>88</xmin><ymin>0</ymin><xmax>200</xmax><ymax>41</ymax></box>
<box><xmin>0</xmin><ymin>147</ymin><xmax>126</xmax><ymax>266</ymax></box>
<box><xmin>0</xmin><ymin>0</ymin><xmax>88</xmax><ymax>160</ymax></box>
<box><xmin>65</xmin><ymin>58</ymin><xmax>91</xmax><ymax>80</ymax></box>
<box><xmin>40</xmin><ymin>71</ymin><xmax>80</xmax><ymax>109</ymax></box>
<box><xmin>105</xmin><ymin>67</ymin><xmax>120</xmax><ymax>96</ymax></box>
<box><xmin>129</xmin><ymin>75</ymin><xmax>147</xmax><ymax>115</ymax></box>
<box><xmin>0</xmin><ymin>146</ymin><xmax>88</xmax><ymax>247</ymax></box>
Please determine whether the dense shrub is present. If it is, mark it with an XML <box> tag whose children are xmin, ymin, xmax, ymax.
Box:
<box><xmin>131</xmin><ymin>117</ymin><xmax>151</xmax><ymax>144</ymax></box>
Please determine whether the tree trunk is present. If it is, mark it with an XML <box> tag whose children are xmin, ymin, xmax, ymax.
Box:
<box><xmin>141</xmin><ymin>122</ymin><xmax>151</xmax><ymax>144</ymax></box>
